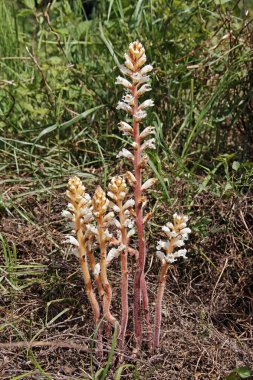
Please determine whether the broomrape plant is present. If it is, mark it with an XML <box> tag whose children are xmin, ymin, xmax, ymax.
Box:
<box><xmin>63</xmin><ymin>41</ymin><xmax>191</xmax><ymax>352</ymax></box>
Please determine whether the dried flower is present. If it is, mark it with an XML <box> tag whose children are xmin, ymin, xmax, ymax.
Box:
<box><xmin>141</xmin><ymin>178</ymin><xmax>157</xmax><ymax>191</ymax></box>
<box><xmin>141</xmin><ymin>138</ymin><xmax>156</xmax><ymax>151</ymax></box>
<box><xmin>116</xmin><ymin>101</ymin><xmax>133</xmax><ymax>114</ymax></box>
<box><xmin>117</xmin><ymin>148</ymin><xmax>134</xmax><ymax>160</ymax></box>
<box><xmin>115</xmin><ymin>76</ymin><xmax>132</xmax><ymax>89</ymax></box>
<box><xmin>139</xmin><ymin>126</ymin><xmax>155</xmax><ymax>140</ymax></box>
<box><xmin>118</xmin><ymin>121</ymin><xmax>133</xmax><ymax>136</ymax></box>
<box><xmin>139</xmin><ymin>99</ymin><xmax>154</xmax><ymax>109</ymax></box>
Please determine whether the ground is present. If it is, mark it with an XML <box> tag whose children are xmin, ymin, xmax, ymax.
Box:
<box><xmin>0</xmin><ymin>179</ymin><xmax>252</xmax><ymax>379</ymax></box>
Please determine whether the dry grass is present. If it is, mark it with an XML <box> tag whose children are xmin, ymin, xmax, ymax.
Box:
<box><xmin>0</xmin><ymin>181</ymin><xmax>252</xmax><ymax>379</ymax></box>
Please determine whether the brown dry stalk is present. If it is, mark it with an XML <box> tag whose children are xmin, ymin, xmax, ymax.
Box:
<box><xmin>64</xmin><ymin>177</ymin><xmax>102</xmax><ymax>353</ymax></box>
<box><xmin>108</xmin><ymin>176</ymin><xmax>132</xmax><ymax>348</ymax></box>
<box><xmin>92</xmin><ymin>186</ymin><xmax>119</xmax><ymax>331</ymax></box>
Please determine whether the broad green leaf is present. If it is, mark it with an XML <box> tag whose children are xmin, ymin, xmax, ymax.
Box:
<box><xmin>236</xmin><ymin>367</ymin><xmax>251</xmax><ymax>378</ymax></box>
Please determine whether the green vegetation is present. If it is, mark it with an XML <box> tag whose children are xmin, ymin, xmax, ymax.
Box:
<box><xmin>0</xmin><ymin>0</ymin><xmax>252</xmax><ymax>379</ymax></box>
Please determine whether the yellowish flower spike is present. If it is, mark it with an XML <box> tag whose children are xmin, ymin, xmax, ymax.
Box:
<box><xmin>92</xmin><ymin>186</ymin><xmax>119</xmax><ymax>330</ymax></box>
<box><xmin>63</xmin><ymin>177</ymin><xmax>101</xmax><ymax>349</ymax></box>
<box><xmin>107</xmin><ymin>176</ymin><xmax>135</xmax><ymax>347</ymax></box>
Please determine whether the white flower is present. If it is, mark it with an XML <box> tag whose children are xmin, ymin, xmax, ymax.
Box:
<box><xmin>85</xmin><ymin>224</ymin><xmax>98</xmax><ymax>237</ymax></box>
<box><xmin>108</xmin><ymin>192</ymin><xmax>117</xmax><ymax>201</ymax></box>
<box><xmin>162</xmin><ymin>226</ymin><xmax>171</xmax><ymax>234</ymax></box>
<box><xmin>94</xmin><ymin>263</ymin><xmax>100</xmax><ymax>276</ymax></box>
<box><xmin>180</xmin><ymin>228</ymin><xmax>191</xmax><ymax>235</ymax></box>
<box><xmin>119</xmin><ymin>192</ymin><xmax>126</xmax><ymax>199</ymax></box>
<box><xmin>137</xmin><ymin>84</ymin><xmax>151</xmax><ymax>96</ymax></box>
<box><xmin>175</xmin><ymin>249</ymin><xmax>187</xmax><ymax>259</ymax></box>
<box><xmin>140</xmin><ymin>64</ymin><xmax>153</xmax><ymax>75</ymax></box>
<box><xmin>139</xmin><ymin>126</ymin><xmax>155</xmax><ymax>140</ymax></box>
<box><xmin>166</xmin><ymin>222</ymin><xmax>174</xmax><ymax>229</ymax></box>
<box><xmin>116</xmin><ymin>229</ymin><xmax>122</xmax><ymax>241</ymax></box>
<box><xmin>62</xmin><ymin>210</ymin><xmax>72</xmax><ymax>219</ymax></box>
<box><xmin>156</xmin><ymin>240</ymin><xmax>170</xmax><ymax>250</ymax></box>
<box><xmin>182</xmin><ymin>215</ymin><xmax>189</xmax><ymax>222</ymax></box>
<box><xmin>107</xmin><ymin>244</ymin><xmax>125</xmax><ymax>264</ymax></box>
<box><xmin>127</xmin><ymin>228</ymin><xmax>136</xmax><ymax>238</ymax></box>
<box><xmin>107</xmin><ymin>248</ymin><xmax>119</xmax><ymax>263</ymax></box>
<box><xmin>119</xmin><ymin>65</ymin><xmax>132</xmax><ymax>76</ymax></box>
<box><xmin>118</xmin><ymin>121</ymin><xmax>133</xmax><ymax>136</ymax></box>
<box><xmin>139</xmin><ymin>99</ymin><xmax>154</xmax><ymax>109</ymax></box>
<box><xmin>123</xmin><ymin>94</ymin><xmax>134</xmax><ymax>105</ymax></box>
<box><xmin>124</xmin><ymin>218</ymin><xmax>134</xmax><ymax>229</ymax></box>
<box><xmin>131</xmin><ymin>72</ymin><xmax>150</xmax><ymax>84</ymax></box>
<box><xmin>141</xmin><ymin>138</ymin><xmax>156</xmax><ymax>151</ymax></box>
<box><xmin>112</xmin><ymin>204</ymin><xmax>120</xmax><ymax>213</ymax></box>
<box><xmin>116</xmin><ymin>101</ymin><xmax>133</xmax><ymax>113</ymax></box>
<box><xmin>123</xmin><ymin>199</ymin><xmax>135</xmax><ymax>210</ymax></box>
<box><xmin>117</xmin><ymin>148</ymin><xmax>134</xmax><ymax>160</ymax></box>
<box><xmin>141</xmin><ymin>178</ymin><xmax>157</xmax><ymax>191</ymax></box>
<box><xmin>166</xmin><ymin>254</ymin><xmax>177</xmax><ymax>263</ymax></box>
<box><xmin>114</xmin><ymin>218</ymin><xmax>121</xmax><ymax>229</ymax></box>
<box><xmin>134</xmin><ymin>110</ymin><xmax>147</xmax><ymax>121</ymax></box>
<box><xmin>125</xmin><ymin>171</ymin><xmax>136</xmax><ymax>186</ymax></box>
<box><xmin>174</xmin><ymin>239</ymin><xmax>185</xmax><ymax>247</ymax></box>
<box><xmin>173</xmin><ymin>212</ymin><xmax>179</xmax><ymax>220</ymax></box>
<box><xmin>82</xmin><ymin>212</ymin><xmax>93</xmax><ymax>223</ymax></box>
<box><xmin>67</xmin><ymin>203</ymin><xmax>75</xmax><ymax>212</ymax></box>
<box><xmin>180</xmin><ymin>234</ymin><xmax>189</xmax><ymax>241</ymax></box>
<box><xmin>104</xmin><ymin>212</ymin><xmax>115</xmax><ymax>222</ymax></box>
<box><xmin>115</xmin><ymin>76</ymin><xmax>132</xmax><ymax>89</ymax></box>
<box><xmin>104</xmin><ymin>229</ymin><xmax>113</xmax><ymax>240</ymax></box>
<box><xmin>65</xmin><ymin>235</ymin><xmax>79</xmax><ymax>247</ymax></box>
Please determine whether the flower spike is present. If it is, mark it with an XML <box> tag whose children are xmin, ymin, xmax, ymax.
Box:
<box><xmin>154</xmin><ymin>214</ymin><xmax>191</xmax><ymax>349</ymax></box>
<box><xmin>116</xmin><ymin>41</ymin><xmax>154</xmax><ymax>349</ymax></box>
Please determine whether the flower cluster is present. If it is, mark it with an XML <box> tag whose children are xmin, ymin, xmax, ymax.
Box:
<box><xmin>156</xmin><ymin>213</ymin><xmax>191</xmax><ymax>264</ymax></box>
<box><xmin>62</xmin><ymin>176</ymin><xmax>93</xmax><ymax>253</ymax></box>
<box><xmin>115</xmin><ymin>41</ymin><xmax>156</xmax><ymax>171</ymax></box>
<box><xmin>108</xmin><ymin>176</ymin><xmax>136</xmax><ymax>241</ymax></box>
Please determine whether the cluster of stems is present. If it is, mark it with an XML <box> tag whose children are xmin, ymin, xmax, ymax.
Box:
<box><xmin>63</xmin><ymin>41</ymin><xmax>191</xmax><ymax>352</ymax></box>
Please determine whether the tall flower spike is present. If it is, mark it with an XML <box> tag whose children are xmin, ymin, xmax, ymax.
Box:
<box><xmin>116</xmin><ymin>41</ymin><xmax>154</xmax><ymax>350</ymax></box>
<box><xmin>107</xmin><ymin>176</ymin><xmax>134</xmax><ymax>348</ymax></box>
<box><xmin>154</xmin><ymin>214</ymin><xmax>191</xmax><ymax>349</ymax></box>
<box><xmin>92</xmin><ymin>186</ymin><xmax>119</xmax><ymax>331</ymax></box>
<box><xmin>63</xmin><ymin>177</ymin><xmax>101</xmax><ymax>353</ymax></box>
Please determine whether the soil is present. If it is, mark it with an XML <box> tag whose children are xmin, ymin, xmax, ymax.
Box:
<box><xmin>0</xmin><ymin>183</ymin><xmax>252</xmax><ymax>380</ymax></box>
